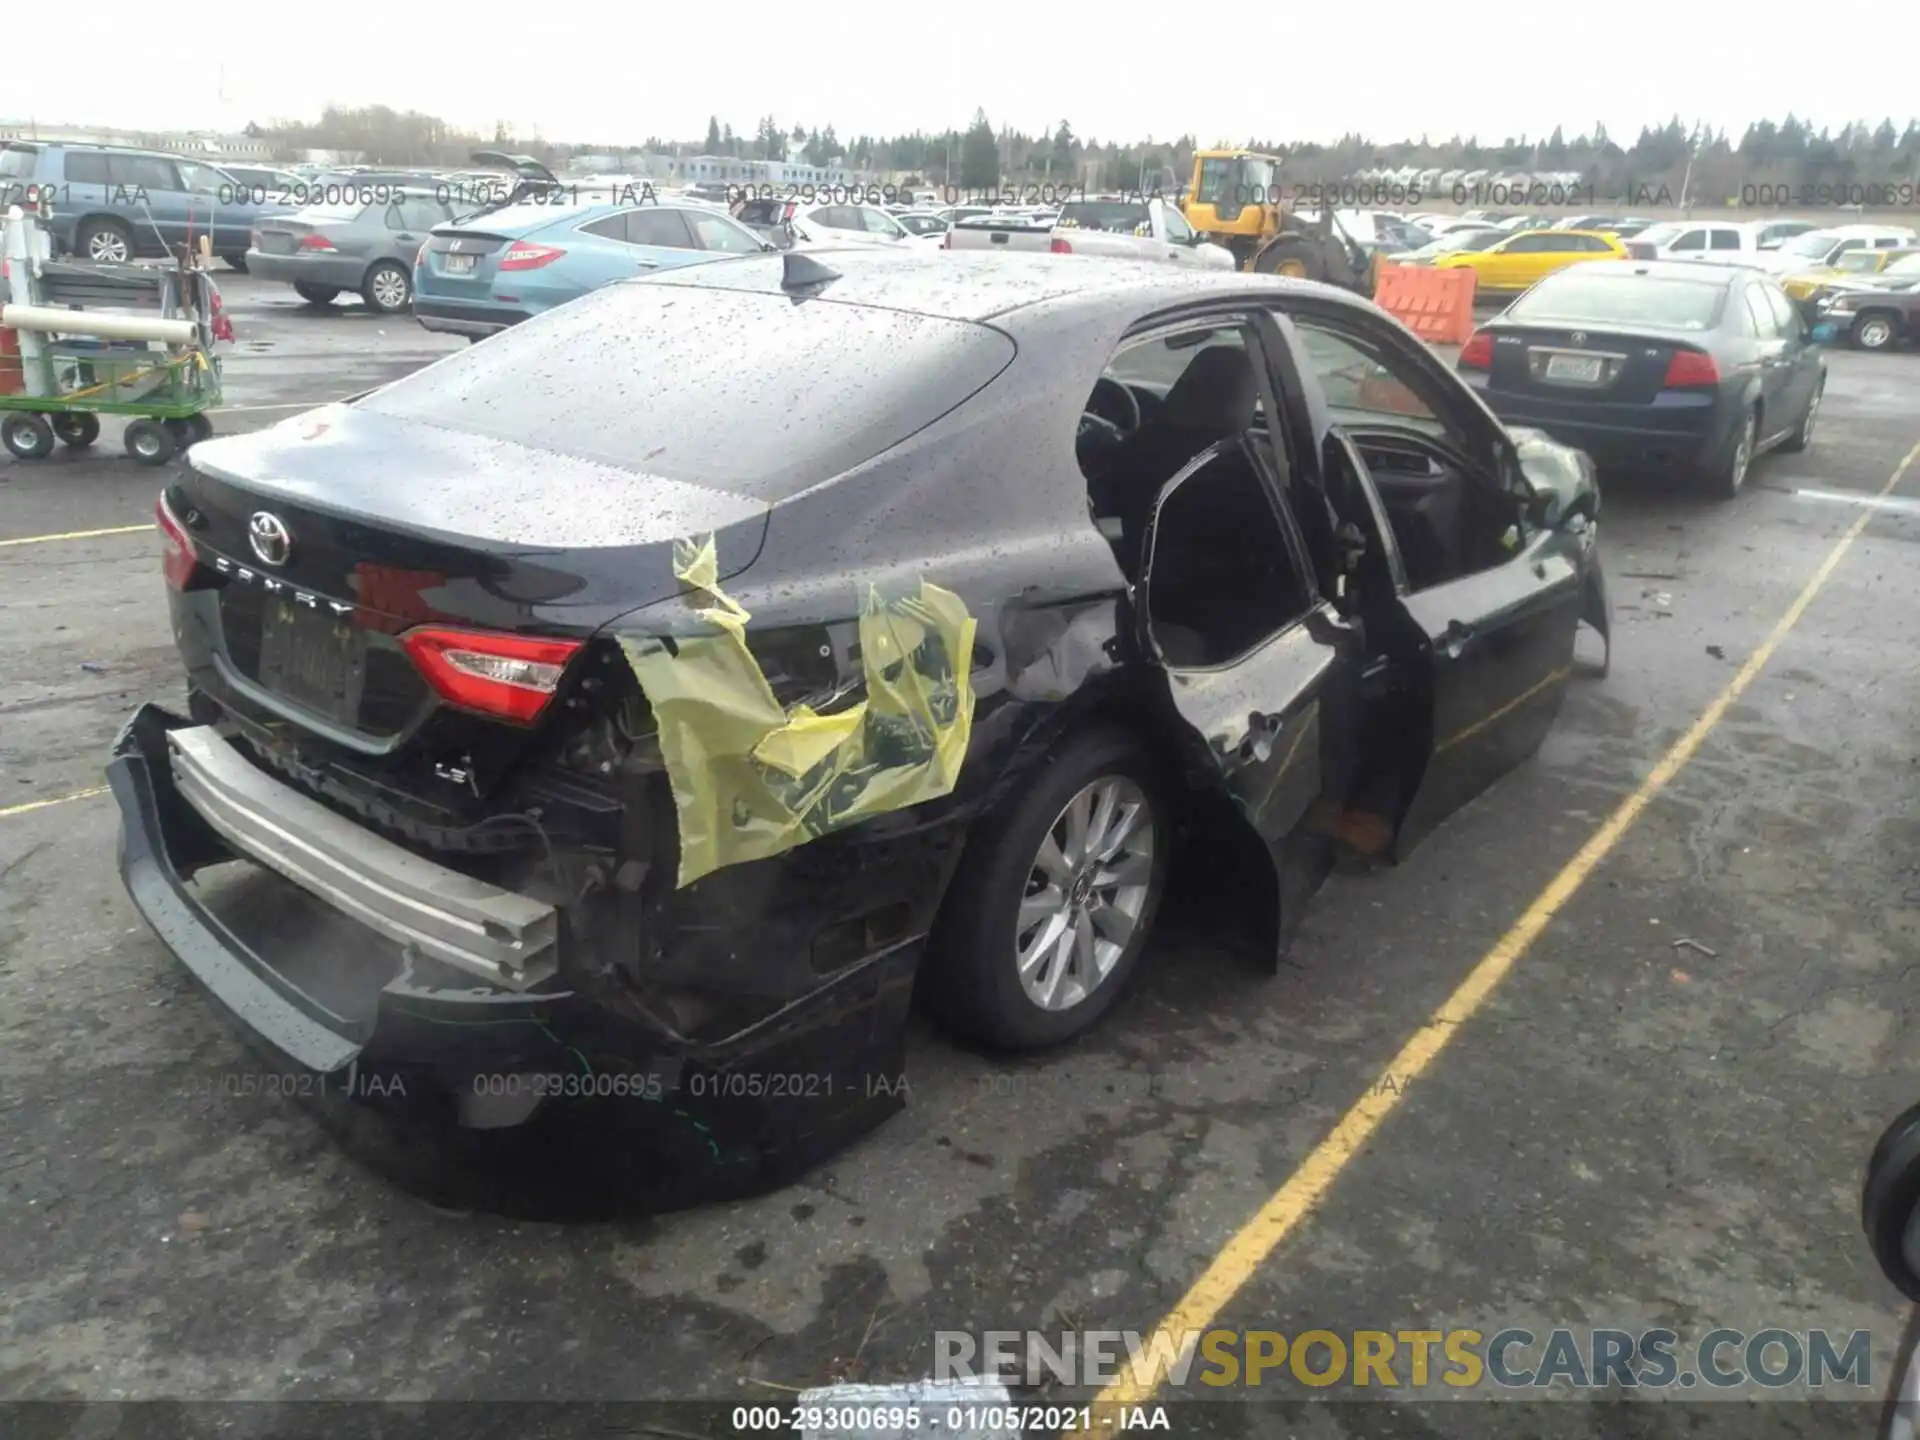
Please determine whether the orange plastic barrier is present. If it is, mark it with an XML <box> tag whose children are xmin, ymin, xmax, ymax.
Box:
<box><xmin>1372</xmin><ymin>261</ymin><xmax>1477</xmax><ymax>346</ymax></box>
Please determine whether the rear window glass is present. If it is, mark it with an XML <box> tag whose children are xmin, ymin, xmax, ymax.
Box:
<box><xmin>299</xmin><ymin>200</ymin><xmax>369</xmax><ymax>221</ymax></box>
<box><xmin>1509</xmin><ymin>272</ymin><xmax>1727</xmax><ymax>331</ymax></box>
<box><xmin>357</xmin><ymin>283</ymin><xmax>1017</xmax><ymax>500</ymax></box>
<box><xmin>1058</xmin><ymin>201</ymin><xmax>1151</xmax><ymax>234</ymax></box>
<box><xmin>448</xmin><ymin>200</ymin><xmax>586</xmax><ymax>232</ymax></box>
<box><xmin>733</xmin><ymin>199</ymin><xmax>787</xmax><ymax>225</ymax></box>
<box><xmin>1</xmin><ymin>147</ymin><xmax>39</xmax><ymax>179</ymax></box>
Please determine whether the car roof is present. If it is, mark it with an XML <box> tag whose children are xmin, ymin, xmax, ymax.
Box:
<box><xmin>1807</xmin><ymin>223</ymin><xmax>1918</xmax><ymax>238</ymax></box>
<box><xmin>631</xmin><ymin>247</ymin><xmax>1360</xmax><ymax>323</ymax></box>
<box><xmin>1551</xmin><ymin>259</ymin><xmax>1744</xmax><ymax>287</ymax></box>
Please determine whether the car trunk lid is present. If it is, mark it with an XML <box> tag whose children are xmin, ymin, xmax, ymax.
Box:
<box><xmin>256</xmin><ymin>210</ymin><xmax>361</xmax><ymax>255</ymax></box>
<box><xmin>173</xmin><ymin>404</ymin><xmax>768</xmax><ymax>767</ymax></box>
<box><xmin>1485</xmin><ymin>324</ymin><xmax>1703</xmax><ymax>405</ymax></box>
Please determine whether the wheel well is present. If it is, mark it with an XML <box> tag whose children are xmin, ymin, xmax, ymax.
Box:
<box><xmin>1006</xmin><ymin>695</ymin><xmax>1285</xmax><ymax>960</ymax></box>
<box><xmin>72</xmin><ymin>212</ymin><xmax>133</xmax><ymax>238</ymax></box>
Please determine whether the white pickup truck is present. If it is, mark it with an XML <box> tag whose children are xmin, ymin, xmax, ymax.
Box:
<box><xmin>944</xmin><ymin>196</ymin><xmax>1236</xmax><ymax>269</ymax></box>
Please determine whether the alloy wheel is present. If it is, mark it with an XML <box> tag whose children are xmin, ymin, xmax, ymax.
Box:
<box><xmin>370</xmin><ymin>267</ymin><xmax>410</xmax><ymax>311</ymax></box>
<box><xmin>1014</xmin><ymin>776</ymin><xmax>1156</xmax><ymax>1013</ymax></box>
<box><xmin>1801</xmin><ymin>385</ymin><xmax>1822</xmax><ymax>446</ymax></box>
<box><xmin>1858</xmin><ymin>317</ymin><xmax>1895</xmax><ymax>350</ymax></box>
<box><xmin>88</xmin><ymin>229</ymin><xmax>130</xmax><ymax>263</ymax></box>
<box><xmin>1728</xmin><ymin>415</ymin><xmax>1754</xmax><ymax>494</ymax></box>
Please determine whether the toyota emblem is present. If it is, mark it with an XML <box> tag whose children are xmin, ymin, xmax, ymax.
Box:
<box><xmin>1571</xmin><ymin>332</ymin><xmax>1587</xmax><ymax>345</ymax></box>
<box><xmin>248</xmin><ymin>511</ymin><xmax>293</xmax><ymax>567</ymax></box>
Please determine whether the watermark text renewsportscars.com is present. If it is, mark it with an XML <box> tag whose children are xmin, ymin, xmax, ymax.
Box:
<box><xmin>933</xmin><ymin>1327</ymin><xmax>1875</xmax><ymax>1392</ymax></box>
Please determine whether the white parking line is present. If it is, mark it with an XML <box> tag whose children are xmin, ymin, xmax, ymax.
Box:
<box><xmin>1793</xmin><ymin>486</ymin><xmax>1920</xmax><ymax>516</ymax></box>
<box><xmin>208</xmin><ymin>400</ymin><xmax>340</xmax><ymax>414</ymax></box>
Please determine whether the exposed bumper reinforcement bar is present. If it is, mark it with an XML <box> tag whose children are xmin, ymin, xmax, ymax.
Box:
<box><xmin>165</xmin><ymin>724</ymin><xmax>558</xmax><ymax>990</ymax></box>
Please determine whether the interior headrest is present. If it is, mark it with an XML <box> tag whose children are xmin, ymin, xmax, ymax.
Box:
<box><xmin>1160</xmin><ymin>345</ymin><xmax>1258</xmax><ymax>434</ymax></box>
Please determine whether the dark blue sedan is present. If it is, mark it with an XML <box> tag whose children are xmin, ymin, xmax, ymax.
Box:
<box><xmin>1456</xmin><ymin>260</ymin><xmax>1827</xmax><ymax>499</ymax></box>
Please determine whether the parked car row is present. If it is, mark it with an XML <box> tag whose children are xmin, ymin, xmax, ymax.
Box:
<box><xmin>1</xmin><ymin>138</ymin><xmax>291</xmax><ymax>268</ymax></box>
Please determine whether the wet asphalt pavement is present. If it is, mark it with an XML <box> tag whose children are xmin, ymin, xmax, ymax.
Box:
<box><xmin>2</xmin><ymin>274</ymin><xmax>1919</xmax><ymax>1435</ymax></box>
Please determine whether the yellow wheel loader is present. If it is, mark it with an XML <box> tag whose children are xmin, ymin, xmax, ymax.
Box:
<box><xmin>1179</xmin><ymin>149</ymin><xmax>1377</xmax><ymax>294</ymax></box>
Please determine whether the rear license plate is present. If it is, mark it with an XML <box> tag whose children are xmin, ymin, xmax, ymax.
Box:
<box><xmin>258</xmin><ymin>601</ymin><xmax>365</xmax><ymax>724</ymax></box>
<box><xmin>1544</xmin><ymin>353</ymin><xmax>1604</xmax><ymax>383</ymax></box>
<box><xmin>443</xmin><ymin>253</ymin><xmax>476</xmax><ymax>275</ymax></box>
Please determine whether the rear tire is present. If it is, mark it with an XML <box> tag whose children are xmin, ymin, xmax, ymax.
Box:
<box><xmin>1251</xmin><ymin>237</ymin><xmax>1322</xmax><ymax>281</ymax></box>
<box><xmin>77</xmin><ymin>217</ymin><xmax>134</xmax><ymax>264</ymax></box>
<box><xmin>1704</xmin><ymin>407</ymin><xmax>1756</xmax><ymax>501</ymax></box>
<box><xmin>1778</xmin><ymin>377</ymin><xmax>1822</xmax><ymax>453</ymax></box>
<box><xmin>293</xmin><ymin>282</ymin><xmax>339</xmax><ymax>306</ymax></box>
<box><xmin>362</xmin><ymin>261</ymin><xmax>412</xmax><ymax>314</ymax></box>
<box><xmin>1851</xmin><ymin>312</ymin><xmax>1899</xmax><ymax>351</ymax></box>
<box><xmin>123</xmin><ymin>418</ymin><xmax>177</xmax><ymax>466</ymax></box>
<box><xmin>223</xmin><ymin>254</ymin><xmax>249</xmax><ymax>273</ymax></box>
<box><xmin>2</xmin><ymin>413</ymin><xmax>56</xmax><ymax>460</ymax></box>
<box><xmin>923</xmin><ymin>727</ymin><xmax>1168</xmax><ymax>1050</ymax></box>
<box><xmin>51</xmin><ymin>412</ymin><xmax>100</xmax><ymax>449</ymax></box>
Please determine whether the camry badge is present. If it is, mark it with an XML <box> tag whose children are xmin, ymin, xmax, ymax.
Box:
<box><xmin>248</xmin><ymin>512</ymin><xmax>293</xmax><ymax>567</ymax></box>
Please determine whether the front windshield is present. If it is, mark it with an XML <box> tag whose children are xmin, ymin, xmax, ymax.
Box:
<box><xmin>1834</xmin><ymin>251</ymin><xmax>1883</xmax><ymax>273</ymax></box>
<box><xmin>1633</xmin><ymin>223</ymin><xmax>1683</xmax><ymax>247</ymax></box>
<box><xmin>1782</xmin><ymin>230</ymin><xmax>1840</xmax><ymax>257</ymax></box>
<box><xmin>1885</xmin><ymin>254</ymin><xmax>1920</xmax><ymax>278</ymax></box>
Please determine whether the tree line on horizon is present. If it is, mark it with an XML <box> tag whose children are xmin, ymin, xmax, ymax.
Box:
<box><xmin>254</xmin><ymin>107</ymin><xmax>1920</xmax><ymax>201</ymax></box>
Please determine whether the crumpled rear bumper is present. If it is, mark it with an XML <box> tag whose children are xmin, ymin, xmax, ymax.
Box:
<box><xmin>107</xmin><ymin>702</ymin><xmax>914</xmax><ymax>1196</ymax></box>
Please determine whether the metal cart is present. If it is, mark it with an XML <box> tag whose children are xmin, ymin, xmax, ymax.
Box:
<box><xmin>1</xmin><ymin>200</ymin><xmax>226</xmax><ymax>466</ymax></box>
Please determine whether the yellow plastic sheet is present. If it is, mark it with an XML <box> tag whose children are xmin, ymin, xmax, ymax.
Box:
<box><xmin>620</xmin><ymin>536</ymin><xmax>977</xmax><ymax>888</ymax></box>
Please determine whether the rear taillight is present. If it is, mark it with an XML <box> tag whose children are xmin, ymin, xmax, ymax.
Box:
<box><xmin>1050</xmin><ymin>236</ymin><xmax>1072</xmax><ymax>254</ymax></box>
<box><xmin>249</xmin><ymin>229</ymin><xmax>262</xmax><ymax>249</ymax></box>
<box><xmin>156</xmin><ymin>491</ymin><xmax>197</xmax><ymax>590</ymax></box>
<box><xmin>1458</xmin><ymin>330</ymin><xmax>1493</xmax><ymax>370</ymax></box>
<box><xmin>498</xmin><ymin>242</ymin><xmax>566</xmax><ymax>271</ymax></box>
<box><xmin>941</xmin><ymin>229</ymin><xmax>952</xmax><ymax>249</ymax></box>
<box><xmin>1662</xmin><ymin>349</ymin><xmax>1720</xmax><ymax>387</ymax></box>
<box><xmin>400</xmin><ymin>626</ymin><xmax>583</xmax><ymax>724</ymax></box>
<box><xmin>296</xmin><ymin>233</ymin><xmax>335</xmax><ymax>252</ymax></box>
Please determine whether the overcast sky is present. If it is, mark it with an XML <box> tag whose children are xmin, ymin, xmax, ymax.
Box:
<box><xmin>11</xmin><ymin>5</ymin><xmax>1915</xmax><ymax>148</ymax></box>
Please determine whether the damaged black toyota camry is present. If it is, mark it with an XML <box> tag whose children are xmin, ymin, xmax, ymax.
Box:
<box><xmin>110</xmin><ymin>248</ymin><xmax>1609</xmax><ymax>1196</ymax></box>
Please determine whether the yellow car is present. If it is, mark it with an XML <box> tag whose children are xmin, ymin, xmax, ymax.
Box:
<box><xmin>1781</xmin><ymin>246</ymin><xmax>1920</xmax><ymax>302</ymax></box>
<box><xmin>1433</xmin><ymin>229</ymin><xmax>1628</xmax><ymax>293</ymax></box>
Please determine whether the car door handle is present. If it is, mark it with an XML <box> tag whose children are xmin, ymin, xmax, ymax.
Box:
<box><xmin>1441</xmin><ymin>619</ymin><xmax>1476</xmax><ymax>657</ymax></box>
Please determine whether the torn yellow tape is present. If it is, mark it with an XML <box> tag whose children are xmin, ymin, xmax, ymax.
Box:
<box><xmin>620</xmin><ymin>536</ymin><xmax>977</xmax><ymax>889</ymax></box>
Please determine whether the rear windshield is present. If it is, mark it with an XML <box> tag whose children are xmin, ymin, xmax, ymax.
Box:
<box><xmin>299</xmin><ymin>200</ymin><xmax>370</xmax><ymax>221</ymax></box>
<box><xmin>445</xmin><ymin>199</ymin><xmax>587</xmax><ymax>232</ymax></box>
<box><xmin>1508</xmin><ymin>272</ymin><xmax>1727</xmax><ymax>331</ymax></box>
<box><xmin>1058</xmin><ymin>201</ymin><xmax>1151</xmax><ymax>234</ymax></box>
<box><xmin>0</xmin><ymin>147</ymin><xmax>35</xmax><ymax>178</ymax></box>
<box><xmin>733</xmin><ymin>199</ymin><xmax>789</xmax><ymax>225</ymax></box>
<box><xmin>357</xmin><ymin>282</ymin><xmax>1017</xmax><ymax>500</ymax></box>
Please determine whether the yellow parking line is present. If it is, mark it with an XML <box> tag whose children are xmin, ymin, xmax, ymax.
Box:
<box><xmin>0</xmin><ymin>785</ymin><xmax>107</xmax><ymax>821</ymax></box>
<box><xmin>0</xmin><ymin>523</ymin><xmax>149</xmax><ymax>548</ymax></box>
<box><xmin>1071</xmin><ymin>437</ymin><xmax>1920</xmax><ymax>1423</ymax></box>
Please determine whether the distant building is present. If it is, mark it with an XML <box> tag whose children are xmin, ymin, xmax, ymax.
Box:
<box><xmin>668</xmin><ymin>154</ymin><xmax>858</xmax><ymax>188</ymax></box>
<box><xmin>0</xmin><ymin>120</ymin><xmax>272</xmax><ymax>162</ymax></box>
